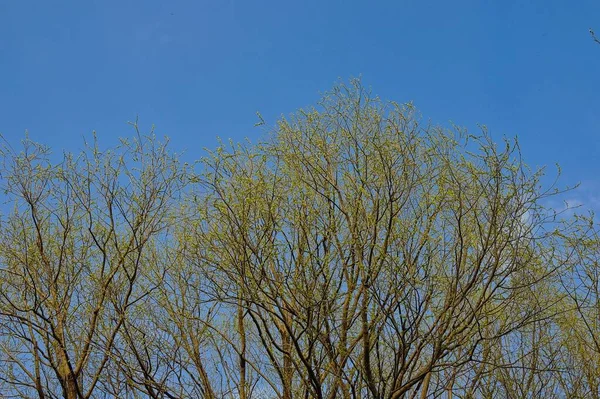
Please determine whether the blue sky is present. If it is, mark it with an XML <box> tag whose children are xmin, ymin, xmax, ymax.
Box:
<box><xmin>1</xmin><ymin>1</ymin><xmax>599</xmax><ymax>210</ymax></box>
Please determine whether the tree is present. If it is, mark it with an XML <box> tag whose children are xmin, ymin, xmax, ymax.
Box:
<box><xmin>556</xmin><ymin>216</ymin><xmax>600</xmax><ymax>398</ymax></box>
<box><xmin>0</xmin><ymin>81</ymin><xmax>594</xmax><ymax>398</ymax></box>
<box><xmin>182</xmin><ymin>80</ymin><xmax>580</xmax><ymax>398</ymax></box>
<box><xmin>0</xmin><ymin>127</ymin><xmax>190</xmax><ymax>398</ymax></box>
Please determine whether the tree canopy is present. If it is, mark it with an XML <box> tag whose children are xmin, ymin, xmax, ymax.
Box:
<box><xmin>0</xmin><ymin>81</ymin><xmax>598</xmax><ymax>398</ymax></box>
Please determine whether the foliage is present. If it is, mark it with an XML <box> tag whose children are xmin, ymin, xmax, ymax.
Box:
<box><xmin>0</xmin><ymin>82</ymin><xmax>597</xmax><ymax>398</ymax></box>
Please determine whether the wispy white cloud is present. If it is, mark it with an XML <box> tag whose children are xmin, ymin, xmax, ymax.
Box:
<box><xmin>543</xmin><ymin>181</ymin><xmax>600</xmax><ymax>222</ymax></box>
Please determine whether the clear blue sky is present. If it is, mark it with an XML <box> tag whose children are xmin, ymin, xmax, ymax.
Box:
<box><xmin>1</xmin><ymin>1</ymin><xmax>599</xmax><ymax>210</ymax></box>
